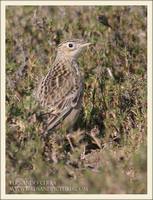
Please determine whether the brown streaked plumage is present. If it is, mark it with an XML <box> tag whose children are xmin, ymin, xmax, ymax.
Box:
<box><xmin>36</xmin><ymin>39</ymin><xmax>90</xmax><ymax>136</ymax></box>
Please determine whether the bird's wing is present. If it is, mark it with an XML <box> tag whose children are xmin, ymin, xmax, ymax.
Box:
<box><xmin>36</xmin><ymin>60</ymin><xmax>82</xmax><ymax>132</ymax></box>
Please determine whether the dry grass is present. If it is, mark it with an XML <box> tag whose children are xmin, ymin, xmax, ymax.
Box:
<box><xmin>6</xmin><ymin>6</ymin><xmax>147</xmax><ymax>194</ymax></box>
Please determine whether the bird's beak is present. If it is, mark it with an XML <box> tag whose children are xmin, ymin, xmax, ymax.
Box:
<box><xmin>81</xmin><ymin>42</ymin><xmax>91</xmax><ymax>48</ymax></box>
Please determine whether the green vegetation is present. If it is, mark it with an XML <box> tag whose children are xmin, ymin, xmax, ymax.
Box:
<box><xmin>6</xmin><ymin>6</ymin><xmax>147</xmax><ymax>194</ymax></box>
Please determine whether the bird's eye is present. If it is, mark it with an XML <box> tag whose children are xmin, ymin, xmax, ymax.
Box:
<box><xmin>68</xmin><ymin>43</ymin><xmax>73</xmax><ymax>48</ymax></box>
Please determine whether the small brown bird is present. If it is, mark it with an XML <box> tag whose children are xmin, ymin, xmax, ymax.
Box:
<box><xmin>36</xmin><ymin>39</ymin><xmax>90</xmax><ymax>138</ymax></box>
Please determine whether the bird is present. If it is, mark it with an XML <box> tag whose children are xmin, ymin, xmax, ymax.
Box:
<box><xmin>35</xmin><ymin>39</ymin><xmax>91</xmax><ymax>141</ymax></box>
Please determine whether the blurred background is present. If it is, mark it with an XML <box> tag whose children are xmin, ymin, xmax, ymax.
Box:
<box><xmin>6</xmin><ymin>6</ymin><xmax>147</xmax><ymax>194</ymax></box>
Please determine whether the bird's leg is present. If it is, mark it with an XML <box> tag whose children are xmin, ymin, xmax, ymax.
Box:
<box><xmin>66</xmin><ymin>133</ymin><xmax>74</xmax><ymax>152</ymax></box>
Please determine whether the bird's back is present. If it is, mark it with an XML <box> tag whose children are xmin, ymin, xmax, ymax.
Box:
<box><xmin>36</xmin><ymin>58</ymin><xmax>83</xmax><ymax>133</ymax></box>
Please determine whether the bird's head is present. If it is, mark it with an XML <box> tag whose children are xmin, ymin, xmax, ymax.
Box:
<box><xmin>56</xmin><ymin>39</ymin><xmax>91</xmax><ymax>61</ymax></box>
